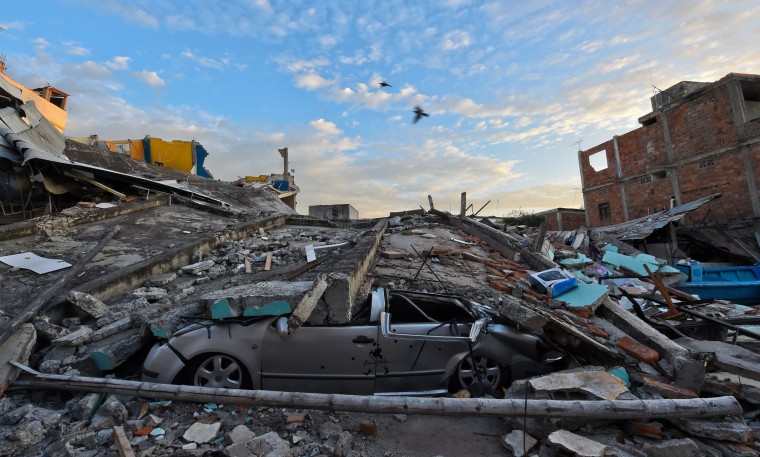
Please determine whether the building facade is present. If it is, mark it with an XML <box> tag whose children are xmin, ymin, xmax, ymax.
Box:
<box><xmin>537</xmin><ymin>208</ymin><xmax>587</xmax><ymax>231</ymax></box>
<box><xmin>579</xmin><ymin>73</ymin><xmax>760</xmax><ymax>228</ymax></box>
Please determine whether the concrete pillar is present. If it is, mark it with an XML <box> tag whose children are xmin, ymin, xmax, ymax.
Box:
<box><xmin>727</xmin><ymin>80</ymin><xmax>760</xmax><ymax>218</ymax></box>
<box><xmin>612</xmin><ymin>136</ymin><xmax>629</xmax><ymax>221</ymax></box>
<box><xmin>659</xmin><ymin>113</ymin><xmax>682</xmax><ymax>206</ymax></box>
<box><xmin>577</xmin><ymin>150</ymin><xmax>590</xmax><ymax>226</ymax></box>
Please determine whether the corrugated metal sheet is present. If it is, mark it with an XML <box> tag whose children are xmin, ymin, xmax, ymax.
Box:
<box><xmin>595</xmin><ymin>194</ymin><xmax>721</xmax><ymax>240</ymax></box>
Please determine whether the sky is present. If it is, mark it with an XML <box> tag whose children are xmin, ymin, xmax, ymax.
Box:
<box><xmin>1</xmin><ymin>1</ymin><xmax>759</xmax><ymax>218</ymax></box>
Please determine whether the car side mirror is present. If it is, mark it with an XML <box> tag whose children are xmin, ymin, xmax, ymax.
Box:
<box><xmin>276</xmin><ymin>316</ymin><xmax>290</xmax><ymax>340</ymax></box>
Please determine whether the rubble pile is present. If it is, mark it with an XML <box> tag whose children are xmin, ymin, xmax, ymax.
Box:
<box><xmin>0</xmin><ymin>208</ymin><xmax>759</xmax><ymax>456</ymax></box>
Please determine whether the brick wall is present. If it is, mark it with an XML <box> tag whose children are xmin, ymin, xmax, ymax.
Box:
<box><xmin>580</xmin><ymin>73</ymin><xmax>760</xmax><ymax>227</ymax></box>
<box><xmin>543</xmin><ymin>210</ymin><xmax>586</xmax><ymax>231</ymax></box>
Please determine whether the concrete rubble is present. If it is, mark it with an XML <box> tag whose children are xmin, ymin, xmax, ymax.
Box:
<box><xmin>0</xmin><ymin>136</ymin><xmax>758</xmax><ymax>454</ymax></box>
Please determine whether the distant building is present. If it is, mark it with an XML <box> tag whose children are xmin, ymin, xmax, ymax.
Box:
<box><xmin>309</xmin><ymin>204</ymin><xmax>358</xmax><ymax>221</ymax></box>
<box><xmin>579</xmin><ymin>72</ymin><xmax>760</xmax><ymax>227</ymax></box>
<box><xmin>537</xmin><ymin>208</ymin><xmax>586</xmax><ymax>231</ymax></box>
<box><xmin>0</xmin><ymin>60</ymin><xmax>68</xmax><ymax>131</ymax></box>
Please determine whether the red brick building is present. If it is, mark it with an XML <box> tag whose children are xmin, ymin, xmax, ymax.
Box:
<box><xmin>579</xmin><ymin>73</ymin><xmax>760</xmax><ymax>228</ymax></box>
<box><xmin>537</xmin><ymin>208</ymin><xmax>587</xmax><ymax>231</ymax></box>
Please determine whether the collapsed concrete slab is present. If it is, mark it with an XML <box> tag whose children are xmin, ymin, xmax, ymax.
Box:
<box><xmin>600</xmin><ymin>297</ymin><xmax>705</xmax><ymax>391</ymax></box>
<box><xmin>199</xmin><ymin>281</ymin><xmax>314</xmax><ymax>317</ymax></box>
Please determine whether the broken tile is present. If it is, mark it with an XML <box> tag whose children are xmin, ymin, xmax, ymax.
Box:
<box><xmin>617</xmin><ymin>336</ymin><xmax>659</xmax><ymax>363</ymax></box>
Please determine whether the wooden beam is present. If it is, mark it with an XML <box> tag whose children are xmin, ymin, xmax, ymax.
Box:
<box><xmin>13</xmin><ymin>371</ymin><xmax>742</xmax><ymax>420</ymax></box>
<box><xmin>0</xmin><ymin>226</ymin><xmax>119</xmax><ymax>348</ymax></box>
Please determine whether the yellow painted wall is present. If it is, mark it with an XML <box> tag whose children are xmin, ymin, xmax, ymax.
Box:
<box><xmin>0</xmin><ymin>73</ymin><xmax>68</xmax><ymax>132</ymax></box>
<box><xmin>148</xmin><ymin>138</ymin><xmax>194</xmax><ymax>172</ymax></box>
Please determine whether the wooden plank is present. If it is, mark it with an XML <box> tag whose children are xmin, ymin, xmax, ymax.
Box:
<box><xmin>112</xmin><ymin>425</ymin><xmax>136</xmax><ymax>457</ymax></box>
<box><xmin>0</xmin><ymin>226</ymin><xmax>119</xmax><ymax>348</ymax></box>
<box><xmin>245</xmin><ymin>257</ymin><xmax>251</xmax><ymax>273</ymax></box>
<box><xmin>264</xmin><ymin>251</ymin><xmax>273</xmax><ymax>271</ymax></box>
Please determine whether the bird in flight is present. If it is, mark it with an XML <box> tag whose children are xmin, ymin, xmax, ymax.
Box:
<box><xmin>379</xmin><ymin>81</ymin><xmax>392</xmax><ymax>87</ymax></box>
<box><xmin>412</xmin><ymin>106</ymin><xmax>429</xmax><ymax>124</ymax></box>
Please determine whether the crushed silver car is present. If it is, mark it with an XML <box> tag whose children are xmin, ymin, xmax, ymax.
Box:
<box><xmin>142</xmin><ymin>288</ymin><xmax>564</xmax><ymax>396</ymax></box>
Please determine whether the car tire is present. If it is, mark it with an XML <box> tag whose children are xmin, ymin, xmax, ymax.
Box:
<box><xmin>451</xmin><ymin>355</ymin><xmax>508</xmax><ymax>397</ymax></box>
<box><xmin>184</xmin><ymin>353</ymin><xmax>251</xmax><ymax>389</ymax></box>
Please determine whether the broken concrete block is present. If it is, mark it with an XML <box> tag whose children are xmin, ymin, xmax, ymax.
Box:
<box><xmin>677</xmin><ymin>338</ymin><xmax>760</xmax><ymax>383</ymax></box>
<box><xmin>548</xmin><ymin>430</ymin><xmax>607</xmax><ymax>457</ymax></box>
<box><xmin>233</xmin><ymin>431</ymin><xmax>293</xmax><ymax>457</ymax></box>
<box><xmin>529</xmin><ymin>370</ymin><xmax>630</xmax><ymax>401</ymax></box>
<box><xmin>201</xmin><ymin>281</ymin><xmax>313</xmax><ymax>317</ymax></box>
<box><xmin>642</xmin><ymin>438</ymin><xmax>701</xmax><ymax>457</ymax></box>
<box><xmin>51</xmin><ymin>326</ymin><xmax>92</xmax><ymax>347</ymax></box>
<box><xmin>131</xmin><ymin>287</ymin><xmax>168</xmax><ymax>302</ymax></box>
<box><xmin>84</xmin><ymin>328</ymin><xmax>147</xmax><ymax>373</ymax></box>
<box><xmin>181</xmin><ymin>259</ymin><xmax>215</xmax><ymax>275</ymax></box>
<box><xmin>145</xmin><ymin>272</ymin><xmax>177</xmax><ymax>287</ymax></box>
<box><xmin>501</xmin><ymin>429</ymin><xmax>537</xmax><ymax>457</ymax></box>
<box><xmin>90</xmin><ymin>395</ymin><xmax>128</xmax><ymax>430</ymax></box>
<box><xmin>32</xmin><ymin>317</ymin><xmax>69</xmax><ymax>341</ymax></box>
<box><xmin>499</xmin><ymin>295</ymin><xmax>548</xmax><ymax>334</ymax></box>
<box><xmin>89</xmin><ymin>317</ymin><xmax>135</xmax><ymax>343</ymax></box>
<box><xmin>380</xmin><ymin>250</ymin><xmax>406</xmax><ymax>260</ymax></box>
<box><xmin>67</xmin><ymin>291</ymin><xmax>110</xmax><ymax>319</ymax></box>
<box><xmin>674</xmin><ymin>416</ymin><xmax>753</xmax><ymax>443</ymax></box>
<box><xmin>229</xmin><ymin>424</ymin><xmax>255</xmax><ymax>444</ymax></box>
<box><xmin>0</xmin><ymin>324</ymin><xmax>36</xmax><ymax>395</ymax></box>
<box><xmin>702</xmin><ymin>372</ymin><xmax>760</xmax><ymax>405</ymax></box>
<box><xmin>617</xmin><ymin>336</ymin><xmax>659</xmax><ymax>363</ymax></box>
<box><xmin>182</xmin><ymin>421</ymin><xmax>220</xmax><ymax>444</ymax></box>
<box><xmin>703</xmin><ymin>439</ymin><xmax>758</xmax><ymax>457</ymax></box>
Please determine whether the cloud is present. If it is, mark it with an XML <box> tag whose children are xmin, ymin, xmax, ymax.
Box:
<box><xmin>63</xmin><ymin>41</ymin><xmax>90</xmax><ymax>56</ymax></box>
<box><xmin>105</xmin><ymin>56</ymin><xmax>130</xmax><ymax>71</ymax></box>
<box><xmin>295</xmin><ymin>71</ymin><xmax>333</xmax><ymax>90</ymax></box>
<box><xmin>440</xmin><ymin>30</ymin><xmax>472</xmax><ymax>50</ymax></box>
<box><xmin>133</xmin><ymin>70</ymin><xmax>166</xmax><ymax>87</ymax></box>
<box><xmin>180</xmin><ymin>50</ymin><xmax>229</xmax><ymax>70</ymax></box>
<box><xmin>32</xmin><ymin>37</ymin><xmax>49</xmax><ymax>48</ymax></box>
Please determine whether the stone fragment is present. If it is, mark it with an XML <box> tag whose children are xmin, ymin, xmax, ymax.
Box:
<box><xmin>642</xmin><ymin>438</ymin><xmax>702</xmax><ymax>457</ymax></box>
<box><xmin>182</xmin><ymin>421</ymin><xmax>220</xmax><ymax>443</ymax></box>
<box><xmin>380</xmin><ymin>250</ymin><xmax>406</xmax><ymax>260</ymax></box>
<box><xmin>501</xmin><ymin>430</ymin><xmax>537</xmax><ymax>457</ymax></box>
<box><xmin>334</xmin><ymin>431</ymin><xmax>353</xmax><ymax>457</ymax></box>
<box><xmin>90</xmin><ymin>395</ymin><xmax>128</xmax><ymax>430</ymax></box>
<box><xmin>181</xmin><ymin>259</ymin><xmax>216</xmax><ymax>275</ymax></box>
<box><xmin>68</xmin><ymin>291</ymin><xmax>110</xmax><ymax>319</ymax></box>
<box><xmin>548</xmin><ymin>430</ymin><xmax>607</xmax><ymax>457</ymax></box>
<box><xmin>145</xmin><ymin>272</ymin><xmax>177</xmax><ymax>287</ymax></box>
<box><xmin>237</xmin><ymin>431</ymin><xmax>293</xmax><ymax>457</ymax></box>
<box><xmin>229</xmin><ymin>424</ymin><xmax>255</xmax><ymax>444</ymax></box>
<box><xmin>131</xmin><ymin>287</ymin><xmax>168</xmax><ymax>302</ymax></box>
<box><xmin>89</xmin><ymin>317</ymin><xmax>135</xmax><ymax>342</ymax></box>
<box><xmin>32</xmin><ymin>317</ymin><xmax>70</xmax><ymax>341</ymax></box>
<box><xmin>51</xmin><ymin>326</ymin><xmax>92</xmax><ymax>347</ymax></box>
<box><xmin>704</xmin><ymin>439</ymin><xmax>758</xmax><ymax>457</ymax></box>
<box><xmin>318</xmin><ymin>421</ymin><xmax>343</xmax><ymax>439</ymax></box>
<box><xmin>675</xmin><ymin>416</ymin><xmax>752</xmax><ymax>443</ymax></box>
<box><xmin>529</xmin><ymin>370</ymin><xmax>629</xmax><ymax>400</ymax></box>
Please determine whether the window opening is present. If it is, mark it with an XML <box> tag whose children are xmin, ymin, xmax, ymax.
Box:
<box><xmin>598</xmin><ymin>202</ymin><xmax>611</xmax><ymax>221</ymax></box>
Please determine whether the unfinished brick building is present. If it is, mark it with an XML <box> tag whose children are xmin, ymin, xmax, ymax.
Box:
<box><xmin>579</xmin><ymin>73</ymin><xmax>760</xmax><ymax>228</ymax></box>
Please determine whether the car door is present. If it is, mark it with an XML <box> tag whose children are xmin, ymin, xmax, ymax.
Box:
<box><xmin>260</xmin><ymin>317</ymin><xmax>377</xmax><ymax>395</ymax></box>
<box><xmin>374</xmin><ymin>292</ymin><xmax>474</xmax><ymax>395</ymax></box>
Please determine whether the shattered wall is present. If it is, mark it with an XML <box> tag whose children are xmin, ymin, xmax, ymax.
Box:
<box><xmin>581</xmin><ymin>73</ymin><xmax>760</xmax><ymax>227</ymax></box>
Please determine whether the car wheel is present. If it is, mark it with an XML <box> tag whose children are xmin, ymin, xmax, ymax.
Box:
<box><xmin>186</xmin><ymin>353</ymin><xmax>251</xmax><ymax>389</ymax></box>
<box><xmin>454</xmin><ymin>355</ymin><xmax>506</xmax><ymax>395</ymax></box>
